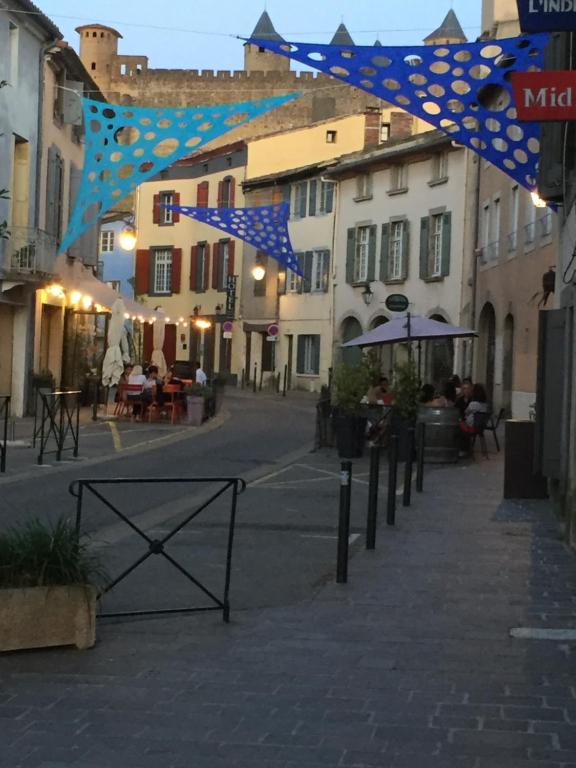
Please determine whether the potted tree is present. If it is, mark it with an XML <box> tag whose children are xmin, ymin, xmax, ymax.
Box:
<box><xmin>183</xmin><ymin>383</ymin><xmax>213</xmax><ymax>426</ymax></box>
<box><xmin>0</xmin><ymin>517</ymin><xmax>104</xmax><ymax>652</ymax></box>
<box><xmin>390</xmin><ymin>360</ymin><xmax>421</xmax><ymax>460</ymax></box>
<box><xmin>332</xmin><ymin>361</ymin><xmax>372</xmax><ymax>459</ymax></box>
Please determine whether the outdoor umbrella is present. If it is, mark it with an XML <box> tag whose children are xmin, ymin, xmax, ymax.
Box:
<box><xmin>342</xmin><ymin>315</ymin><xmax>477</xmax><ymax>348</ymax></box>
<box><xmin>102</xmin><ymin>298</ymin><xmax>126</xmax><ymax>387</ymax></box>
<box><xmin>151</xmin><ymin>309</ymin><xmax>167</xmax><ymax>376</ymax></box>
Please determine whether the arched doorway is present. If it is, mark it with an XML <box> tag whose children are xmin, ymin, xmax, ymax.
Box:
<box><xmin>502</xmin><ymin>314</ymin><xmax>514</xmax><ymax>415</ymax></box>
<box><xmin>426</xmin><ymin>314</ymin><xmax>454</xmax><ymax>387</ymax></box>
<box><xmin>340</xmin><ymin>316</ymin><xmax>363</xmax><ymax>367</ymax></box>
<box><xmin>369</xmin><ymin>315</ymin><xmax>393</xmax><ymax>377</ymax></box>
<box><xmin>478</xmin><ymin>302</ymin><xmax>496</xmax><ymax>402</ymax></box>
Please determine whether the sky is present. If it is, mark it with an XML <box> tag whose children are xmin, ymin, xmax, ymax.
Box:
<box><xmin>34</xmin><ymin>0</ymin><xmax>482</xmax><ymax>71</ymax></box>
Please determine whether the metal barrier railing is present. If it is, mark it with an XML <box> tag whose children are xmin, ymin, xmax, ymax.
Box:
<box><xmin>36</xmin><ymin>390</ymin><xmax>81</xmax><ymax>465</ymax></box>
<box><xmin>0</xmin><ymin>395</ymin><xmax>10</xmax><ymax>473</ymax></box>
<box><xmin>69</xmin><ymin>476</ymin><xmax>246</xmax><ymax>622</ymax></box>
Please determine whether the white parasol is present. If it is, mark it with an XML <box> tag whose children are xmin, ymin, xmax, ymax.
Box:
<box><xmin>101</xmin><ymin>298</ymin><xmax>127</xmax><ymax>387</ymax></box>
<box><xmin>151</xmin><ymin>308</ymin><xmax>167</xmax><ymax>375</ymax></box>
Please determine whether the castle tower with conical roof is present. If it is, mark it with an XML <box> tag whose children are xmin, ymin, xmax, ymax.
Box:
<box><xmin>330</xmin><ymin>23</ymin><xmax>355</xmax><ymax>46</ymax></box>
<box><xmin>244</xmin><ymin>11</ymin><xmax>291</xmax><ymax>73</ymax></box>
<box><xmin>423</xmin><ymin>9</ymin><xmax>467</xmax><ymax>45</ymax></box>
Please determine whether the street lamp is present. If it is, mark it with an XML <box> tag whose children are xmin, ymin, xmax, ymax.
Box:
<box><xmin>118</xmin><ymin>222</ymin><xmax>137</xmax><ymax>250</ymax></box>
<box><xmin>361</xmin><ymin>283</ymin><xmax>373</xmax><ymax>306</ymax></box>
<box><xmin>252</xmin><ymin>264</ymin><xmax>266</xmax><ymax>281</ymax></box>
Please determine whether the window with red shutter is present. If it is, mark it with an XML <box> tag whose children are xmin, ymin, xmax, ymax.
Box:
<box><xmin>135</xmin><ymin>249</ymin><xmax>150</xmax><ymax>295</ymax></box>
<box><xmin>190</xmin><ymin>245</ymin><xmax>198</xmax><ymax>291</ymax></box>
<box><xmin>171</xmin><ymin>248</ymin><xmax>182</xmax><ymax>294</ymax></box>
<box><xmin>218</xmin><ymin>176</ymin><xmax>234</xmax><ymax>208</ymax></box>
<box><xmin>212</xmin><ymin>244</ymin><xmax>219</xmax><ymax>290</ymax></box>
<box><xmin>217</xmin><ymin>180</ymin><xmax>224</xmax><ymax>208</ymax></box>
<box><xmin>172</xmin><ymin>192</ymin><xmax>180</xmax><ymax>223</ymax></box>
<box><xmin>152</xmin><ymin>194</ymin><xmax>161</xmax><ymax>224</ymax></box>
<box><xmin>203</xmin><ymin>244</ymin><xmax>211</xmax><ymax>291</ymax></box>
<box><xmin>228</xmin><ymin>240</ymin><xmax>235</xmax><ymax>277</ymax></box>
<box><xmin>197</xmin><ymin>181</ymin><xmax>209</xmax><ymax>208</ymax></box>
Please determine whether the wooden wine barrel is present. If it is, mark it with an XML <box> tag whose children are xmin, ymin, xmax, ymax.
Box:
<box><xmin>417</xmin><ymin>406</ymin><xmax>460</xmax><ymax>463</ymax></box>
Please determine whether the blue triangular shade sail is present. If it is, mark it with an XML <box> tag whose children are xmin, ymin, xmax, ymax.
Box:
<box><xmin>165</xmin><ymin>203</ymin><xmax>303</xmax><ymax>276</ymax></box>
<box><xmin>59</xmin><ymin>94</ymin><xmax>300</xmax><ymax>253</ymax></box>
<box><xmin>246</xmin><ymin>34</ymin><xmax>549</xmax><ymax>192</ymax></box>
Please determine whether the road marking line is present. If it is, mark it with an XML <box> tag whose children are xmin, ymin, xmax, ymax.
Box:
<box><xmin>250</xmin><ymin>465</ymin><xmax>294</xmax><ymax>486</ymax></box>
<box><xmin>253</xmin><ymin>477</ymin><xmax>334</xmax><ymax>489</ymax></box>
<box><xmin>349</xmin><ymin>533</ymin><xmax>360</xmax><ymax>544</ymax></box>
<box><xmin>292</xmin><ymin>464</ymin><xmax>369</xmax><ymax>486</ymax></box>
<box><xmin>109</xmin><ymin>422</ymin><xmax>122</xmax><ymax>452</ymax></box>
<box><xmin>510</xmin><ymin>628</ymin><xmax>576</xmax><ymax>641</ymax></box>
<box><xmin>300</xmin><ymin>534</ymin><xmax>337</xmax><ymax>540</ymax></box>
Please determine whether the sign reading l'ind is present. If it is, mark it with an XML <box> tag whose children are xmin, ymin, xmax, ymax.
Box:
<box><xmin>517</xmin><ymin>0</ymin><xmax>576</xmax><ymax>31</ymax></box>
<box><xmin>512</xmin><ymin>71</ymin><xmax>576</xmax><ymax>121</ymax></box>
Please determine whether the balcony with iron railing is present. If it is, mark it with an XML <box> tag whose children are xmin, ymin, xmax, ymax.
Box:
<box><xmin>1</xmin><ymin>226</ymin><xmax>58</xmax><ymax>277</ymax></box>
<box><xmin>524</xmin><ymin>220</ymin><xmax>536</xmax><ymax>246</ymax></box>
<box><xmin>507</xmin><ymin>230</ymin><xmax>517</xmax><ymax>253</ymax></box>
<box><xmin>480</xmin><ymin>241</ymin><xmax>500</xmax><ymax>263</ymax></box>
<box><xmin>539</xmin><ymin>212</ymin><xmax>553</xmax><ymax>239</ymax></box>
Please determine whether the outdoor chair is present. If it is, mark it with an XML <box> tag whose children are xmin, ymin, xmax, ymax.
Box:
<box><xmin>484</xmin><ymin>407</ymin><xmax>505</xmax><ymax>452</ymax></box>
<box><xmin>470</xmin><ymin>411</ymin><xmax>489</xmax><ymax>459</ymax></box>
<box><xmin>114</xmin><ymin>384</ymin><xmax>143</xmax><ymax>418</ymax></box>
<box><xmin>147</xmin><ymin>384</ymin><xmax>184</xmax><ymax>425</ymax></box>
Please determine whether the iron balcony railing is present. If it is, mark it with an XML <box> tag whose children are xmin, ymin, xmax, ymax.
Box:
<box><xmin>524</xmin><ymin>221</ymin><xmax>536</xmax><ymax>246</ymax></box>
<box><xmin>4</xmin><ymin>226</ymin><xmax>58</xmax><ymax>275</ymax></box>
<box><xmin>539</xmin><ymin>212</ymin><xmax>553</xmax><ymax>238</ymax></box>
<box><xmin>481</xmin><ymin>241</ymin><xmax>500</xmax><ymax>262</ymax></box>
<box><xmin>507</xmin><ymin>231</ymin><xmax>517</xmax><ymax>252</ymax></box>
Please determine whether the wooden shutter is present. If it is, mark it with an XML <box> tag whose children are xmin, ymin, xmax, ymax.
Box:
<box><xmin>346</xmin><ymin>228</ymin><xmax>356</xmax><ymax>284</ymax></box>
<box><xmin>321</xmin><ymin>250</ymin><xmax>330</xmax><ymax>292</ymax></box>
<box><xmin>325</xmin><ymin>182</ymin><xmax>335</xmax><ymax>214</ymax></box>
<box><xmin>380</xmin><ymin>223</ymin><xmax>390</xmax><ymax>282</ymax></box>
<box><xmin>303</xmin><ymin>251</ymin><xmax>313</xmax><ymax>293</ymax></box>
<box><xmin>197</xmin><ymin>181</ymin><xmax>209</xmax><ymax>207</ymax></box>
<box><xmin>312</xmin><ymin>336</ymin><xmax>321</xmax><ymax>375</ymax></box>
<box><xmin>203</xmin><ymin>244</ymin><xmax>210</xmax><ymax>291</ymax></box>
<box><xmin>308</xmin><ymin>180</ymin><xmax>317</xmax><ymax>216</ymax></box>
<box><xmin>135</xmin><ymin>249</ymin><xmax>150</xmax><ymax>295</ymax></box>
<box><xmin>441</xmin><ymin>212</ymin><xmax>452</xmax><ymax>276</ymax></box>
<box><xmin>401</xmin><ymin>220</ymin><xmax>410</xmax><ymax>280</ymax></box>
<box><xmin>299</xmin><ymin>183</ymin><xmax>307</xmax><ymax>218</ymax></box>
<box><xmin>212</xmin><ymin>243</ymin><xmax>219</xmax><ymax>289</ymax></box>
<box><xmin>297</xmin><ymin>253</ymin><xmax>304</xmax><ymax>294</ymax></box>
<box><xmin>420</xmin><ymin>217</ymin><xmax>430</xmax><ymax>279</ymax></box>
<box><xmin>296</xmin><ymin>336</ymin><xmax>305</xmax><ymax>374</ymax></box>
<box><xmin>277</xmin><ymin>269</ymin><xmax>287</xmax><ymax>295</ymax></box>
<box><xmin>217</xmin><ymin>180</ymin><xmax>224</xmax><ymax>208</ymax></box>
<box><xmin>172</xmin><ymin>192</ymin><xmax>180</xmax><ymax>223</ymax></box>
<box><xmin>228</xmin><ymin>240</ymin><xmax>235</xmax><ymax>276</ymax></box>
<box><xmin>171</xmin><ymin>248</ymin><xmax>182</xmax><ymax>294</ymax></box>
<box><xmin>367</xmin><ymin>224</ymin><xmax>377</xmax><ymax>281</ymax></box>
<box><xmin>163</xmin><ymin>324</ymin><xmax>177</xmax><ymax>367</ymax></box>
<box><xmin>228</xmin><ymin>178</ymin><xmax>236</xmax><ymax>208</ymax></box>
<box><xmin>152</xmin><ymin>194</ymin><xmax>161</xmax><ymax>224</ymax></box>
<box><xmin>190</xmin><ymin>246</ymin><xmax>198</xmax><ymax>290</ymax></box>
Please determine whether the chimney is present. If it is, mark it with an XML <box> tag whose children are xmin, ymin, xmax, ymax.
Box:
<box><xmin>364</xmin><ymin>108</ymin><xmax>381</xmax><ymax>149</ymax></box>
<box><xmin>390</xmin><ymin>112</ymin><xmax>414</xmax><ymax>140</ymax></box>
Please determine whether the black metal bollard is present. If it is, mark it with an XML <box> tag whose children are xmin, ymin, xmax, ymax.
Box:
<box><xmin>416</xmin><ymin>421</ymin><xmax>425</xmax><ymax>493</ymax></box>
<box><xmin>282</xmin><ymin>364</ymin><xmax>288</xmax><ymax>397</ymax></box>
<box><xmin>403</xmin><ymin>427</ymin><xmax>415</xmax><ymax>507</ymax></box>
<box><xmin>92</xmin><ymin>377</ymin><xmax>99</xmax><ymax>422</ymax></box>
<box><xmin>366</xmin><ymin>445</ymin><xmax>380</xmax><ymax>550</ymax></box>
<box><xmin>387</xmin><ymin>434</ymin><xmax>399</xmax><ymax>526</ymax></box>
<box><xmin>241</xmin><ymin>368</ymin><xmax>245</xmax><ymax>389</ymax></box>
<box><xmin>252</xmin><ymin>364</ymin><xmax>257</xmax><ymax>393</ymax></box>
<box><xmin>337</xmin><ymin>461</ymin><xmax>352</xmax><ymax>584</ymax></box>
<box><xmin>259</xmin><ymin>367</ymin><xmax>264</xmax><ymax>392</ymax></box>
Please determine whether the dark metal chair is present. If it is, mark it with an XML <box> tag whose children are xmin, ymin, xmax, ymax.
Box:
<box><xmin>484</xmin><ymin>407</ymin><xmax>505</xmax><ymax>453</ymax></box>
<box><xmin>470</xmin><ymin>411</ymin><xmax>489</xmax><ymax>458</ymax></box>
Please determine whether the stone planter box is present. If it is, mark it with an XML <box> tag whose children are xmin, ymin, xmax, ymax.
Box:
<box><xmin>0</xmin><ymin>585</ymin><xmax>97</xmax><ymax>652</ymax></box>
<box><xmin>185</xmin><ymin>395</ymin><xmax>204</xmax><ymax>426</ymax></box>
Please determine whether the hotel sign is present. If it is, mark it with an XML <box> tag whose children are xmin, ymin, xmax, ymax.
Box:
<box><xmin>517</xmin><ymin>0</ymin><xmax>576</xmax><ymax>31</ymax></box>
<box><xmin>512</xmin><ymin>71</ymin><xmax>576</xmax><ymax>120</ymax></box>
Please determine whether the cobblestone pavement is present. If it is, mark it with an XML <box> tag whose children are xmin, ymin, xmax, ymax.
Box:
<box><xmin>1</xmin><ymin>439</ymin><xmax>576</xmax><ymax>767</ymax></box>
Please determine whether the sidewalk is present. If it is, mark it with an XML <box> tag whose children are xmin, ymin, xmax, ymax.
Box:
<box><xmin>1</xmin><ymin>451</ymin><xmax>575</xmax><ymax>767</ymax></box>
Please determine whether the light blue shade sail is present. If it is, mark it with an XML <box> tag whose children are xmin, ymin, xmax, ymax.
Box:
<box><xmin>165</xmin><ymin>203</ymin><xmax>302</xmax><ymax>276</ymax></box>
<box><xmin>59</xmin><ymin>93</ymin><xmax>301</xmax><ymax>253</ymax></box>
<box><xmin>246</xmin><ymin>34</ymin><xmax>549</xmax><ymax>192</ymax></box>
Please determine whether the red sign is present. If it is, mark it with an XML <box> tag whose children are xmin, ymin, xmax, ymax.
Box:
<box><xmin>267</xmin><ymin>323</ymin><xmax>279</xmax><ymax>337</ymax></box>
<box><xmin>512</xmin><ymin>71</ymin><xmax>576</xmax><ymax>121</ymax></box>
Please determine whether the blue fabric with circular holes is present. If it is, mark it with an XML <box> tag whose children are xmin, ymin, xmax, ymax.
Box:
<box><xmin>165</xmin><ymin>203</ymin><xmax>302</xmax><ymax>276</ymax></box>
<box><xmin>246</xmin><ymin>34</ymin><xmax>549</xmax><ymax>193</ymax></box>
<box><xmin>59</xmin><ymin>94</ymin><xmax>301</xmax><ymax>254</ymax></box>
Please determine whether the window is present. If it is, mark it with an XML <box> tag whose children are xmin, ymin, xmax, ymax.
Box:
<box><xmin>297</xmin><ymin>335</ymin><xmax>321</xmax><ymax>375</ymax></box>
<box><xmin>160</xmin><ymin>191</ymin><xmax>173</xmax><ymax>224</ymax></box>
<box><xmin>153</xmin><ymin>249</ymin><xmax>172</xmax><ymax>294</ymax></box>
<box><xmin>354</xmin><ymin>226</ymin><xmax>370</xmax><ymax>283</ymax></box>
<box><xmin>287</xmin><ymin>253</ymin><xmax>302</xmax><ymax>293</ymax></box>
<box><xmin>311</xmin><ymin>250</ymin><xmax>330</xmax><ymax>293</ymax></box>
<box><xmin>319</xmin><ymin>181</ymin><xmax>335</xmax><ymax>214</ymax></box>
<box><xmin>9</xmin><ymin>22</ymin><xmax>19</xmax><ymax>86</ymax></box>
<box><xmin>292</xmin><ymin>182</ymin><xmax>308</xmax><ymax>218</ymax></box>
<box><xmin>389</xmin><ymin>221</ymin><xmax>405</xmax><ymax>280</ymax></box>
<box><xmin>509</xmin><ymin>185</ymin><xmax>519</xmax><ymax>251</ymax></box>
<box><xmin>326</xmin><ymin>130</ymin><xmax>337</xmax><ymax>143</ymax></box>
<box><xmin>381</xmin><ymin>122</ymin><xmax>391</xmax><ymax>142</ymax></box>
<box><xmin>218</xmin><ymin>240</ymin><xmax>230</xmax><ymax>291</ymax></box>
<box><xmin>431</xmin><ymin>152</ymin><xmax>448</xmax><ymax>182</ymax></box>
<box><xmin>430</xmin><ymin>214</ymin><xmax>443</xmax><ymax>277</ymax></box>
<box><xmin>482</xmin><ymin>203</ymin><xmax>491</xmax><ymax>249</ymax></box>
<box><xmin>525</xmin><ymin>201</ymin><xmax>537</xmax><ymax>245</ymax></box>
<box><xmin>390</xmin><ymin>164</ymin><xmax>407</xmax><ymax>192</ymax></box>
<box><xmin>355</xmin><ymin>173</ymin><xmax>372</xmax><ymax>200</ymax></box>
<box><xmin>197</xmin><ymin>242</ymin><xmax>208</xmax><ymax>291</ymax></box>
<box><xmin>540</xmin><ymin>207</ymin><xmax>553</xmax><ymax>237</ymax></box>
<box><xmin>492</xmin><ymin>197</ymin><xmax>501</xmax><ymax>258</ymax></box>
<box><xmin>100</xmin><ymin>230</ymin><xmax>115</xmax><ymax>253</ymax></box>
<box><xmin>219</xmin><ymin>177</ymin><xmax>234</xmax><ymax>208</ymax></box>
<box><xmin>91</xmin><ymin>62</ymin><xmax>96</xmax><ymax>71</ymax></box>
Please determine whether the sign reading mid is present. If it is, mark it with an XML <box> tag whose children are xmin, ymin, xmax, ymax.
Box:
<box><xmin>517</xmin><ymin>0</ymin><xmax>576</xmax><ymax>32</ymax></box>
<box><xmin>512</xmin><ymin>71</ymin><xmax>576</xmax><ymax>121</ymax></box>
<box><xmin>385</xmin><ymin>294</ymin><xmax>409</xmax><ymax>313</ymax></box>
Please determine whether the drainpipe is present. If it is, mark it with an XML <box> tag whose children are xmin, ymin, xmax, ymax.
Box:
<box><xmin>469</xmin><ymin>153</ymin><xmax>482</xmax><ymax>377</ymax></box>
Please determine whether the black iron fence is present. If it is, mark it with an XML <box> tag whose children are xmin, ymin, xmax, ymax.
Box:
<box><xmin>0</xmin><ymin>395</ymin><xmax>10</xmax><ymax>473</ymax></box>
<box><xmin>35</xmin><ymin>390</ymin><xmax>81</xmax><ymax>465</ymax></box>
<box><xmin>69</xmin><ymin>476</ymin><xmax>246</xmax><ymax>622</ymax></box>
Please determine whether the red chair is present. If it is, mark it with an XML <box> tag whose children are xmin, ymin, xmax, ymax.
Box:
<box><xmin>148</xmin><ymin>384</ymin><xmax>184</xmax><ymax>424</ymax></box>
<box><xmin>115</xmin><ymin>383</ymin><xmax>144</xmax><ymax>418</ymax></box>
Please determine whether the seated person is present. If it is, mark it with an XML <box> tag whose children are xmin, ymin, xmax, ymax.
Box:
<box><xmin>366</xmin><ymin>376</ymin><xmax>390</xmax><ymax>405</ymax></box>
<box><xmin>163</xmin><ymin>367</ymin><xmax>182</xmax><ymax>387</ymax></box>
<box><xmin>460</xmin><ymin>383</ymin><xmax>489</xmax><ymax>434</ymax></box>
<box><xmin>448</xmin><ymin>374</ymin><xmax>462</xmax><ymax>397</ymax></box>
<box><xmin>127</xmin><ymin>365</ymin><xmax>146</xmax><ymax>416</ymax></box>
<box><xmin>433</xmin><ymin>381</ymin><xmax>457</xmax><ymax>408</ymax></box>
<box><xmin>420</xmin><ymin>384</ymin><xmax>436</xmax><ymax>406</ymax></box>
<box><xmin>455</xmin><ymin>378</ymin><xmax>473</xmax><ymax>420</ymax></box>
<box><xmin>115</xmin><ymin>363</ymin><xmax>133</xmax><ymax>402</ymax></box>
<box><xmin>141</xmin><ymin>365</ymin><xmax>164</xmax><ymax>415</ymax></box>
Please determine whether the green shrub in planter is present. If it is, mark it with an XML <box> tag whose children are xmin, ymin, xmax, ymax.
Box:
<box><xmin>332</xmin><ymin>362</ymin><xmax>372</xmax><ymax>459</ymax></box>
<box><xmin>0</xmin><ymin>518</ymin><xmax>105</xmax><ymax>652</ymax></box>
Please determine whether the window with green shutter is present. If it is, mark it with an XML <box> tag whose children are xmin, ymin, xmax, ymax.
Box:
<box><xmin>420</xmin><ymin>216</ymin><xmax>430</xmax><ymax>280</ymax></box>
<box><xmin>302</xmin><ymin>250</ymin><xmax>314</xmax><ymax>293</ymax></box>
<box><xmin>367</xmin><ymin>224</ymin><xmax>377</xmax><ymax>281</ymax></box>
<box><xmin>308</xmin><ymin>180</ymin><xmax>317</xmax><ymax>217</ymax></box>
<box><xmin>380</xmin><ymin>224</ymin><xmax>390</xmax><ymax>282</ymax></box>
<box><xmin>296</xmin><ymin>335</ymin><xmax>321</xmax><ymax>375</ymax></box>
<box><xmin>346</xmin><ymin>228</ymin><xmax>355</xmax><ymax>285</ymax></box>
<box><xmin>441</xmin><ymin>212</ymin><xmax>451</xmax><ymax>276</ymax></box>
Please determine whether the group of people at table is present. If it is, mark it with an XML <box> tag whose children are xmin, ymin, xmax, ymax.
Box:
<box><xmin>365</xmin><ymin>374</ymin><xmax>489</xmax><ymax>438</ymax></box>
<box><xmin>116</xmin><ymin>362</ymin><xmax>207</xmax><ymax>420</ymax></box>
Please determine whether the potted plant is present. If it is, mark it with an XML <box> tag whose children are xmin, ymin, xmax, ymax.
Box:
<box><xmin>390</xmin><ymin>360</ymin><xmax>421</xmax><ymax>460</ymax></box>
<box><xmin>0</xmin><ymin>517</ymin><xmax>104</xmax><ymax>652</ymax></box>
<box><xmin>332</xmin><ymin>361</ymin><xmax>372</xmax><ymax>459</ymax></box>
<box><xmin>183</xmin><ymin>383</ymin><xmax>213</xmax><ymax>426</ymax></box>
